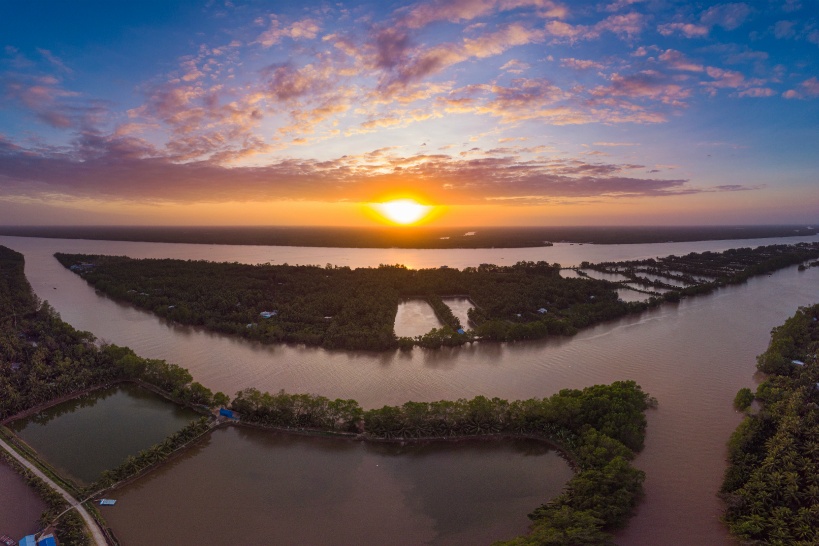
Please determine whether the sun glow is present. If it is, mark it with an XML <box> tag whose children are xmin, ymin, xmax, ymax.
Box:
<box><xmin>373</xmin><ymin>199</ymin><xmax>433</xmax><ymax>225</ymax></box>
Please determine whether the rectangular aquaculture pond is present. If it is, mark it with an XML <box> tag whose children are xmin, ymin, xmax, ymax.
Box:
<box><xmin>8</xmin><ymin>383</ymin><xmax>202</xmax><ymax>485</ymax></box>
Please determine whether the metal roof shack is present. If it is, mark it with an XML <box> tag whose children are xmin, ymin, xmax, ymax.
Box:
<box><xmin>219</xmin><ymin>408</ymin><xmax>238</xmax><ymax>419</ymax></box>
<box><xmin>0</xmin><ymin>535</ymin><xmax>17</xmax><ymax>546</ymax></box>
<box><xmin>36</xmin><ymin>536</ymin><xmax>56</xmax><ymax>546</ymax></box>
<box><xmin>18</xmin><ymin>537</ymin><xmax>34</xmax><ymax>546</ymax></box>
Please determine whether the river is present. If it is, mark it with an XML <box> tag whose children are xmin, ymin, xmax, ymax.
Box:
<box><xmin>1</xmin><ymin>233</ymin><xmax>818</xmax><ymax>544</ymax></box>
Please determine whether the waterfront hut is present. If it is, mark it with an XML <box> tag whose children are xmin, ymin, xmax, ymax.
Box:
<box><xmin>18</xmin><ymin>537</ymin><xmax>34</xmax><ymax>546</ymax></box>
<box><xmin>0</xmin><ymin>535</ymin><xmax>17</xmax><ymax>546</ymax></box>
<box><xmin>36</xmin><ymin>536</ymin><xmax>56</xmax><ymax>546</ymax></box>
<box><xmin>457</xmin><ymin>328</ymin><xmax>465</xmax><ymax>335</ymax></box>
<box><xmin>99</xmin><ymin>499</ymin><xmax>117</xmax><ymax>506</ymax></box>
<box><xmin>219</xmin><ymin>408</ymin><xmax>237</xmax><ymax>419</ymax></box>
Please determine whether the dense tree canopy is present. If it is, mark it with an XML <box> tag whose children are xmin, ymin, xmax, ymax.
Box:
<box><xmin>722</xmin><ymin>304</ymin><xmax>819</xmax><ymax>545</ymax></box>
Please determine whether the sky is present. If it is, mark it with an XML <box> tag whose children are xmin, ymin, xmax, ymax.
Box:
<box><xmin>0</xmin><ymin>0</ymin><xmax>818</xmax><ymax>227</ymax></box>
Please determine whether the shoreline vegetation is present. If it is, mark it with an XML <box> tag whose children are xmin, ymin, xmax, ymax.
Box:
<box><xmin>56</xmin><ymin>242</ymin><xmax>819</xmax><ymax>351</ymax></box>
<box><xmin>1</xmin><ymin>224</ymin><xmax>817</xmax><ymax>248</ymax></box>
<box><xmin>1</xmin><ymin>244</ymin><xmax>655</xmax><ymax>544</ymax></box>
<box><xmin>721</xmin><ymin>303</ymin><xmax>819</xmax><ymax>545</ymax></box>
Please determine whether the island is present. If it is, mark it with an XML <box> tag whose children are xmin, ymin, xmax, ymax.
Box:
<box><xmin>55</xmin><ymin>242</ymin><xmax>819</xmax><ymax>351</ymax></box>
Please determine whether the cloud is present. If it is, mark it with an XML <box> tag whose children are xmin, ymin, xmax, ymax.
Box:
<box><xmin>801</xmin><ymin>77</ymin><xmax>819</xmax><ymax>96</ymax></box>
<box><xmin>401</xmin><ymin>0</ymin><xmax>568</xmax><ymax>29</ymax></box>
<box><xmin>36</xmin><ymin>49</ymin><xmax>73</xmax><ymax>74</ymax></box>
<box><xmin>737</xmin><ymin>87</ymin><xmax>774</xmax><ymax>97</ymax></box>
<box><xmin>702</xmin><ymin>66</ymin><xmax>748</xmax><ymax>93</ymax></box>
<box><xmin>0</xmin><ymin>138</ymin><xmax>751</xmax><ymax>205</ymax></box>
<box><xmin>376</xmin><ymin>22</ymin><xmax>546</xmax><ymax>96</ymax></box>
<box><xmin>593</xmin><ymin>141</ymin><xmax>639</xmax><ymax>146</ymax></box>
<box><xmin>500</xmin><ymin>59</ymin><xmax>531</xmax><ymax>73</ymax></box>
<box><xmin>1</xmin><ymin>73</ymin><xmax>106</xmax><ymax>130</ymax></box>
<box><xmin>657</xmin><ymin>22</ymin><xmax>709</xmax><ymax>38</ymax></box>
<box><xmin>658</xmin><ymin>49</ymin><xmax>704</xmax><ymax>72</ymax></box>
<box><xmin>560</xmin><ymin>58</ymin><xmax>605</xmax><ymax>70</ymax></box>
<box><xmin>699</xmin><ymin>3</ymin><xmax>751</xmax><ymax>31</ymax></box>
<box><xmin>773</xmin><ymin>20</ymin><xmax>797</xmax><ymax>39</ymax></box>
<box><xmin>255</xmin><ymin>16</ymin><xmax>321</xmax><ymax>47</ymax></box>
<box><xmin>546</xmin><ymin>12</ymin><xmax>645</xmax><ymax>42</ymax></box>
<box><xmin>602</xmin><ymin>0</ymin><xmax>646</xmax><ymax>13</ymax></box>
<box><xmin>591</xmin><ymin>70</ymin><xmax>691</xmax><ymax>107</ymax></box>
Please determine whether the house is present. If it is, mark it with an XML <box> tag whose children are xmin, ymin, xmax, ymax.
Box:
<box><xmin>537</xmin><ymin>308</ymin><xmax>548</xmax><ymax>314</ymax></box>
<box><xmin>259</xmin><ymin>311</ymin><xmax>278</xmax><ymax>319</ymax></box>
<box><xmin>457</xmin><ymin>328</ymin><xmax>465</xmax><ymax>335</ymax></box>
<box><xmin>792</xmin><ymin>360</ymin><xmax>806</xmax><ymax>366</ymax></box>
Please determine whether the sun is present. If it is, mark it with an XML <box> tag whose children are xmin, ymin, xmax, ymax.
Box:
<box><xmin>374</xmin><ymin>199</ymin><xmax>433</xmax><ymax>225</ymax></box>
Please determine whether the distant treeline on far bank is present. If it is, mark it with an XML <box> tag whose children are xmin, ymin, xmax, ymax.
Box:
<box><xmin>1</xmin><ymin>224</ymin><xmax>817</xmax><ymax>248</ymax></box>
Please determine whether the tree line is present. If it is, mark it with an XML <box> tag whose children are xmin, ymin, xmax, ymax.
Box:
<box><xmin>721</xmin><ymin>303</ymin><xmax>819</xmax><ymax>544</ymax></box>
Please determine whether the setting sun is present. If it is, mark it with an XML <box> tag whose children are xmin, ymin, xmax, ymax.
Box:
<box><xmin>373</xmin><ymin>199</ymin><xmax>432</xmax><ymax>225</ymax></box>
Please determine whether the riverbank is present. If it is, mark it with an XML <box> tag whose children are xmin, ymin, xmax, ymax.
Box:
<box><xmin>1</xmin><ymin>225</ymin><xmax>816</xmax><ymax>247</ymax></box>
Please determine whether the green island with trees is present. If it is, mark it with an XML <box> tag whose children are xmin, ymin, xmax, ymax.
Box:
<box><xmin>55</xmin><ymin>242</ymin><xmax>819</xmax><ymax>352</ymax></box>
<box><xmin>721</xmin><ymin>303</ymin><xmax>819</xmax><ymax>544</ymax></box>
<box><xmin>2</xmin><ymin>244</ymin><xmax>655</xmax><ymax>544</ymax></box>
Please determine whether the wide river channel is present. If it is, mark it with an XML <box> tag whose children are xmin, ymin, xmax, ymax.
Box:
<box><xmin>2</xmin><ymin>233</ymin><xmax>818</xmax><ymax>544</ymax></box>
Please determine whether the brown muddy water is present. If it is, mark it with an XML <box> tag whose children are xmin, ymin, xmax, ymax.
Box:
<box><xmin>101</xmin><ymin>426</ymin><xmax>572</xmax><ymax>545</ymax></box>
<box><xmin>1</xmin><ymin>234</ymin><xmax>818</xmax><ymax>544</ymax></box>
<box><xmin>394</xmin><ymin>300</ymin><xmax>444</xmax><ymax>337</ymax></box>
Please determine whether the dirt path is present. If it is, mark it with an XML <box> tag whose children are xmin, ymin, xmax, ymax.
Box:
<box><xmin>0</xmin><ymin>436</ymin><xmax>106</xmax><ymax>545</ymax></box>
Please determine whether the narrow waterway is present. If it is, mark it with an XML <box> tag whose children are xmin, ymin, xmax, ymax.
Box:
<box><xmin>2</xmin><ymin>234</ymin><xmax>818</xmax><ymax>544</ymax></box>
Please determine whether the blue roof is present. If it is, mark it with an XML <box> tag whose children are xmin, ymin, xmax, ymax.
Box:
<box><xmin>37</xmin><ymin>536</ymin><xmax>56</xmax><ymax>546</ymax></box>
<box><xmin>19</xmin><ymin>537</ymin><xmax>35</xmax><ymax>546</ymax></box>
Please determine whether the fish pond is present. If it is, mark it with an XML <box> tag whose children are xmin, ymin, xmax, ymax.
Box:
<box><xmin>8</xmin><ymin>383</ymin><xmax>201</xmax><ymax>485</ymax></box>
<box><xmin>102</xmin><ymin>425</ymin><xmax>572</xmax><ymax>545</ymax></box>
